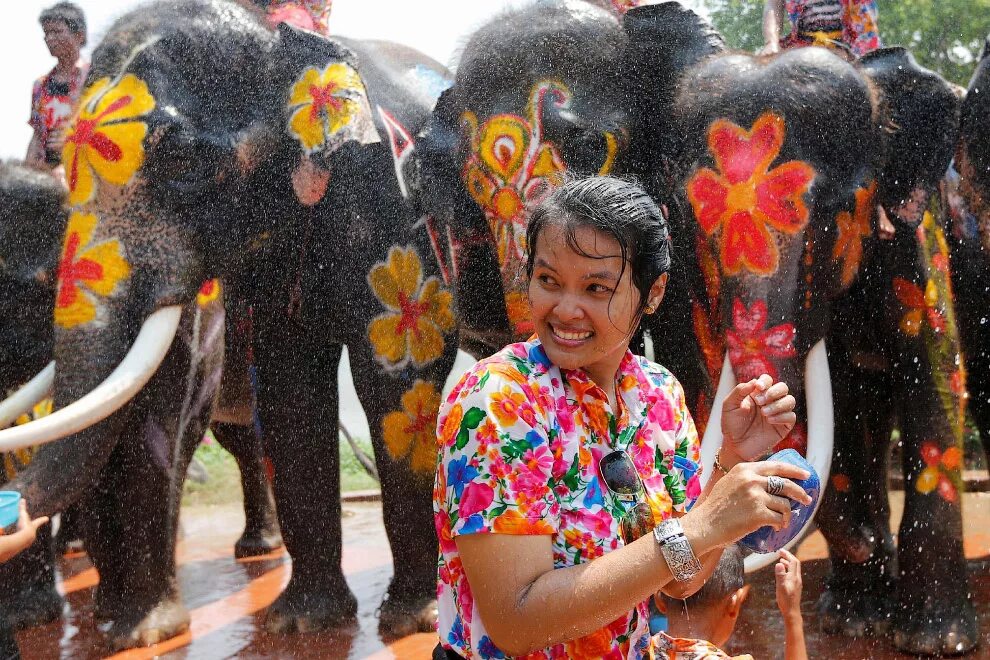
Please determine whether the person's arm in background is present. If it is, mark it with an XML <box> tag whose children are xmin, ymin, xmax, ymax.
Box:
<box><xmin>775</xmin><ymin>549</ymin><xmax>808</xmax><ymax>660</ymax></box>
<box><xmin>0</xmin><ymin>502</ymin><xmax>50</xmax><ymax>564</ymax></box>
<box><xmin>761</xmin><ymin>0</ymin><xmax>786</xmax><ymax>54</ymax></box>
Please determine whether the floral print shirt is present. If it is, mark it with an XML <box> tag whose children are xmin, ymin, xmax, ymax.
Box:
<box><xmin>28</xmin><ymin>60</ymin><xmax>88</xmax><ymax>164</ymax></box>
<box><xmin>654</xmin><ymin>634</ymin><xmax>754</xmax><ymax>660</ymax></box>
<box><xmin>434</xmin><ymin>338</ymin><xmax>702</xmax><ymax>659</ymax></box>
<box><xmin>783</xmin><ymin>0</ymin><xmax>880</xmax><ymax>56</ymax></box>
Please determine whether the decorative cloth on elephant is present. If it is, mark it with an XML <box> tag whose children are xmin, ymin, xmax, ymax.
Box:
<box><xmin>434</xmin><ymin>338</ymin><xmax>702</xmax><ymax>658</ymax></box>
<box><xmin>28</xmin><ymin>59</ymin><xmax>88</xmax><ymax>166</ymax></box>
<box><xmin>265</xmin><ymin>0</ymin><xmax>332</xmax><ymax>34</ymax></box>
<box><xmin>654</xmin><ymin>633</ymin><xmax>754</xmax><ymax>659</ymax></box>
<box><xmin>782</xmin><ymin>0</ymin><xmax>880</xmax><ymax>56</ymax></box>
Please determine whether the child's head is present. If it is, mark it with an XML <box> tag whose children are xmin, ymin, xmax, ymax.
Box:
<box><xmin>662</xmin><ymin>544</ymin><xmax>749</xmax><ymax>648</ymax></box>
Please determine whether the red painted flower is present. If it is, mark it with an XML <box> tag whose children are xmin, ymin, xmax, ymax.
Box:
<box><xmin>726</xmin><ymin>299</ymin><xmax>797</xmax><ymax>381</ymax></box>
<box><xmin>893</xmin><ymin>277</ymin><xmax>944</xmax><ymax>336</ymax></box>
<box><xmin>774</xmin><ymin>422</ymin><xmax>807</xmax><ymax>456</ymax></box>
<box><xmin>687</xmin><ymin>112</ymin><xmax>815</xmax><ymax>276</ymax></box>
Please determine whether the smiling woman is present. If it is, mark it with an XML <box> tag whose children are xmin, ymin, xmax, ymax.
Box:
<box><xmin>432</xmin><ymin>175</ymin><xmax>810</xmax><ymax>659</ymax></box>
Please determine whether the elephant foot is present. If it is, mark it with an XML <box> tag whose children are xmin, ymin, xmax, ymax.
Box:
<box><xmin>105</xmin><ymin>597</ymin><xmax>190</xmax><ymax>650</ymax></box>
<box><xmin>265</xmin><ymin>578</ymin><xmax>357</xmax><ymax>633</ymax></box>
<box><xmin>377</xmin><ymin>593</ymin><xmax>438</xmax><ymax>642</ymax></box>
<box><xmin>234</xmin><ymin>526</ymin><xmax>283</xmax><ymax>559</ymax></box>
<box><xmin>892</xmin><ymin>601</ymin><xmax>978</xmax><ymax>656</ymax></box>
<box><xmin>817</xmin><ymin>583</ymin><xmax>892</xmax><ymax>638</ymax></box>
<box><xmin>3</xmin><ymin>581</ymin><xmax>63</xmax><ymax>630</ymax></box>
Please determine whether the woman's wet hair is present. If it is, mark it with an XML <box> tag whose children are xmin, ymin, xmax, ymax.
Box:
<box><xmin>526</xmin><ymin>175</ymin><xmax>672</xmax><ymax>314</ymax></box>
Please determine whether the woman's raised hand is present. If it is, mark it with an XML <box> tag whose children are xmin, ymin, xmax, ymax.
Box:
<box><xmin>683</xmin><ymin>461</ymin><xmax>811</xmax><ymax>552</ymax></box>
<box><xmin>720</xmin><ymin>374</ymin><xmax>796</xmax><ymax>464</ymax></box>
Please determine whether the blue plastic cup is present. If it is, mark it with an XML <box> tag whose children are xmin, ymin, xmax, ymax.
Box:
<box><xmin>0</xmin><ymin>492</ymin><xmax>20</xmax><ymax>534</ymax></box>
<box><xmin>738</xmin><ymin>449</ymin><xmax>820</xmax><ymax>554</ymax></box>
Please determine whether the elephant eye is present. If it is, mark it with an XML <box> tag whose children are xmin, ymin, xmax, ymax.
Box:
<box><xmin>152</xmin><ymin>132</ymin><xmax>225</xmax><ymax>196</ymax></box>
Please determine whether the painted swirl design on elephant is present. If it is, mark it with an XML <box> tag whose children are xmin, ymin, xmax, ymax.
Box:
<box><xmin>54</xmin><ymin>211</ymin><xmax>131</xmax><ymax>329</ymax></box>
<box><xmin>286</xmin><ymin>61</ymin><xmax>376</xmax><ymax>154</ymax></box>
<box><xmin>687</xmin><ymin>112</ymin><xmax>815</xmax><ymax>277</ymax></box>
<box><xmin>461</xmin><ymin>81</ymin><xmax>618</xmax><ymax>335</ymax></box>
<box><xmin>367</xmin><ymin>245</ymin><xmax>455</xmax><ymax>370</ymax></box>
<box><xmin>62</xmin><ymin>73</ymin><xmax>156</xmax><ymax>207</ymax></box>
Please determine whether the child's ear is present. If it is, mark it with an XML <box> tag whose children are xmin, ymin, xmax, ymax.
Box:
<box><xmin>728</xmin><ymin>584</ymin><xmax>751</xmax><ymax>616</ymax></box>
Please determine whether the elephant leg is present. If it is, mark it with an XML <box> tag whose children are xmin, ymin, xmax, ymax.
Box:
<box><xmin>54</xmin><ymin>503</ymin><xmax>86</xmax><ymax>555</ymax></box>
<box><xmin>348</xmin><ymin>341</ymin><xmax>456</xmax><ymax>641</ymax></box>
<box><xmin>816</xmin><ymin>353</ymin><xmax>897</xmax><ymax>638</ymax></box>
<box><xmin>211</xmin><ymin>421</ymin><xmax>283</xmax><ymax>558</ymax></box>
<box><xmin>255</xmin><ymin>328</ymin><xmax>352</xmax><ymax>633</ymax></box>
<box><xmin>884</xmin><ymin>219</ymin><xmax>977</xmax><ymax>655</ymax></box>
<box><xmin>84</xmin><ymin>415</ymin><xmax>199</xmax><ymax>650</ymax></box>
<box><xmin>0</xmin><ymin>525</ymin><xmax>62</xmax><ymax>630</ymax></box>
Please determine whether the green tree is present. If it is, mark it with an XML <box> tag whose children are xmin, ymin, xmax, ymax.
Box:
<box><xmin>702</xmin><ymin>0</ymin><xmax>990</xmax><ymax>85</ymax></box>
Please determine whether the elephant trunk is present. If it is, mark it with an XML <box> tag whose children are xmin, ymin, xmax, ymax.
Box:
<box><xmin>0</xmin><ymin>306</ymin><xmax>182</xmax><ymax>517</ymax></box>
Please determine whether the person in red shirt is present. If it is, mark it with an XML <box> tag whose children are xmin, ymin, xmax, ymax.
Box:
<box><xmin>658</xmin><ymin>546</ymin><xmax>808</xmax><ymax>660</ymax></box>
<box><xmin>26</xmin><ymin>2</ymin><xmax>89</xmax><ymax>174</ymax></box>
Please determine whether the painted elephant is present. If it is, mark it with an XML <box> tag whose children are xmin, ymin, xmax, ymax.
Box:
<box><xmin>0</xmin><ymin>162</ymin><xmax>283</xmax><ymax>630</ymax></box>
<box><xmin>415</xmin><ymin>0</ymin><xmax>975</xmax><ymax>654</ymax></box>
<box><xmin>0</xmin><ymin>0</ymin><xmax>454</xmax><ymax>648</ymax></box>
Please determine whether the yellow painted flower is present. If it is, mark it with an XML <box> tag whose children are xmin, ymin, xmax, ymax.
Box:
<box><xmin>63</xmin><ymin>74</ymin><xmax>156</xmax><ymax>206</ymax></box>
<box><xmin>4</xmin><ymin>398</ymin><xmax>51</xmax><ymax>479</ymax></box>
<box><xmin>367</xmin><ymin>246</ymin><xmax>454</xmax><ymax>369</ymax></box>
<box><xmin>287</xmin><ymin>62</ymin><xmax>368</xmax><ymax>153</ymax></box>
<box><xmin>197</xmin><ymin>279</ymin><xmax>221</xmax><ymax>307</ymax></box>
<box><xmin>916</xmin><ymin>466</ymin><xmax>939</xmax><ymax>494</ymax></box>
<box><xmin>382</xmin><ymin>380</ymin><xmax>442</xmax><ymax>475</ymax></box>
<box><xmin>54</xmin><ymin>212</ymin><xmax>131</xmax><ymax>328</ymax></box>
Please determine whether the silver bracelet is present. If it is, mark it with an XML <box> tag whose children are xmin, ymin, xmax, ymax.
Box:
<box><xmin>653</xmin><ymin>518</ymin><xmax>703</xmax><ymax>582</ymax></box>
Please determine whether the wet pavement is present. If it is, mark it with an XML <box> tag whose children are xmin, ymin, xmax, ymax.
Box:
<box><xmin>14</xmin><ymin>491</ymin><xmax>990</xmax><ymax>659</ymax></box>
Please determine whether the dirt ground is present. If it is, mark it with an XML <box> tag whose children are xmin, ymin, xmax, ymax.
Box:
<box><xmin>14</xmin><ymin>492</ymin><xmax>990</xmax><ymax>659</ymax></box>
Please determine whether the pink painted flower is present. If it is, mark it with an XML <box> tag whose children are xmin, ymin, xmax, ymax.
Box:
<box><xmin>726</xmin><ymin>299</ymin><xmax>797</xmax><ymax>381</ymax></box>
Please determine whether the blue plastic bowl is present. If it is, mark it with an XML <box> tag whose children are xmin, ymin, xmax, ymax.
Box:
<box><xmin>0</xmin><ymin>491</ymin><xmax>21</xmax><ymax>530</ymax></box>
<box><xmin>739</xmin><ymin>449</ymin><xmax>820</xmax><ymax>554</ymax></box>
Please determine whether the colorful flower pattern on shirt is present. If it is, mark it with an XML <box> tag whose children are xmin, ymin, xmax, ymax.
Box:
<box><xmin>434</xmin><ymin>338</ymin><xmax>702</xmax><ymax>659</ymax></box>
<box><xmin>784</xmin><ymin>0</ymin><xmax>881</xmax><ymax>56</ymax></box>
<box><xmin>655</xmin><ymin>633</ymin><xmax>755</xmax><ymax>659</ymax></box>
<box><xmin>687</xmin><ymin>112</ymin><xmax>815</xmax><ymax>277</ymax></box>
<box><xmin>63</xmin><ymin>74</ymin><xmax>156</xmax><ymax>206</ymax></box>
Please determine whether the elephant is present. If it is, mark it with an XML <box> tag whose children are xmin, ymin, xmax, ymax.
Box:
<box><xmin>414</xmin><ymin>0</ymin><xmax>975</xmax><ymax>654</ymax></box>
<box><xmin>0</xmin><ymin>162</ymin><xmax>284</xmax><ymax>630</ymax></box>
<box><xmin>0</xmin><ymin>0</ymin><xmax>455</xmax><ymax>647</ymax></box>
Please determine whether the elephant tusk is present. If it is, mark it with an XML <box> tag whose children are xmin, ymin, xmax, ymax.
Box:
<box><xmin>0</xmin><ymin>306</ymin><xmax>183</xmax><ymax>452</ymax></box>
<box><xmin>700</xmin><ymin>339</ymin><xmax>834</xmax><ymax>573</ymax></box>
<box><xmin>0</xmin><ymin>362</ymin><xmax>55</xmax><ymax>429</ymax></box>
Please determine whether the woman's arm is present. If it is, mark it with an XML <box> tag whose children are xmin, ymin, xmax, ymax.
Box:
<box><xmin>458</xmin><ymin>460</ymin><xmax>811</xmax><ymax>655</ymax></box>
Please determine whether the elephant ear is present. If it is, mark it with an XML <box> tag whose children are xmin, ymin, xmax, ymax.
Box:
<box><xmin>960</xmin><ymin>40</ymin><xmax>990</xmax><ymax>198</ymax></box>
<box><xmin>409</xmin><ymin>87</ymin><xmax>508</xmax><ymax>336</ymax></box>
<box><xmin>621</xmin><ymin>2</ymin><xmax>726</xmax><ymax>177</ymax></box>
<box><xmin>858</xmin><ymin>47</ymin><xmax>960</xmax><ymax>210</ymax></box>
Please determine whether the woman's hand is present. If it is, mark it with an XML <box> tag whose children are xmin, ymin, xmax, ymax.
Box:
<box><xmin>682</xmin><ymin>461</ymin><xmax>811</xmax><ymax>553</ymax></box>
<box><xmin>720</xmin><ymin>374</ymin><xmax>796</xmax><ymax>465</ymax></box>
<box><xmin>0</xmin><ymin>501</ymin><xmax>50</xmax><ymax>564</ymax></box>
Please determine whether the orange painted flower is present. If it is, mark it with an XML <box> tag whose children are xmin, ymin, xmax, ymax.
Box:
<box><xmin>893</xmin><ymin>277</ymin><xmax>944</xmax><ymax>336</ymax></box>
<box><xmin>54</xmin><ymin>212</ymin><xmax>131</xmax><ymax>328</ymax></box>
<box><xmin>367</xmin><ymin>246</ymin><xmax>454</xmax><ymax>369</ymax></box>
<box><xmin>916</xmin><ymin>440</ymin><xmax>961</xmax><ymax>503</ymax></box>
<box><xmin>687</xmin><ymin>112</ymin><xmax>815</xmax><ymax>276</ymax></box>
<box><xmin>196</xmin><ymin>279</ymin><xmax>221</xmax><ymax>307</ymax></box>
<box><xmin>833</xmin><ymin>182</ymin><xmax>876</xmax><ymax>287</ymax></box>
<box><xmin>382</xmin><ymin>380</ymin><xmax>442</xmax><ymax>475</ymax></box>
<box><xmin>63</xmin><ymin>74</ymin><xmax>156</xmax><ymax>206</ymax></box>
<box><xmin>287</xmin><ymin>62</ymin><xmax>370</xmax><ymax>154</ymax></box>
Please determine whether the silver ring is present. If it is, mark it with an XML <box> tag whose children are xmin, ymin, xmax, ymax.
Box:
<box><xmin>766</xmin><ymin>475</ymin><xmax>785</xmax><ymax>497</ymax></box>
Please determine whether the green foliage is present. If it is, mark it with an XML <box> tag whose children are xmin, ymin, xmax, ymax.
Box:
<box><xmin>702</xmin><ymin>0</ymin><xmax>990</xmax><ymax>85</ymax></box>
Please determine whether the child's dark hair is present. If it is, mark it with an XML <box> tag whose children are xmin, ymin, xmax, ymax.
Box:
<box><xmin>525</xmin><ymin>175</ymin><xmax>672</xmax><ymax>314</ymax></box>
<box><xmin>662</xmin><ymin>544</ymin><xmax>744</xmax><ymax>611</ymax></box>
<box><xmin>39</xmin><ymin>2</ymin><xmax>87</xmax><ymax>42</ymax></box>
